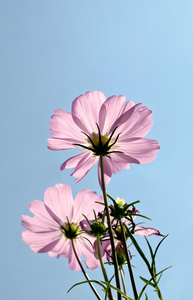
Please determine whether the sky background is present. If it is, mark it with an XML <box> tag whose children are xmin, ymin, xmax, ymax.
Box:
<box><xmin>1</xmin><ymin>1</ymin><xmax>193</xmax><ymax>299</ymax></box>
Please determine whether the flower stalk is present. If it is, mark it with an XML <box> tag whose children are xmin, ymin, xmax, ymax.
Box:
<box><xmin>119</xmin><ymin>219</ymin><xmax>138</xmax><ymax>300</ymax></box>
<box><xmin>99</xmin><ymin>155</ymin><xmax>122</xmax><ymax>300</ymax></box>
<box><xmin>96</xmin><ymin>234</ymin><xmax>114</xmax><ymax>300</ymax></box>
<box><xmin>71</xmin><ymin>239</ymin><xmax>102</xmax><ymax>300</ymax></box>
<box><xmin>119</xmin><ymin>268</ymin><xmax>127</xmax><ymax>297</ymax></box>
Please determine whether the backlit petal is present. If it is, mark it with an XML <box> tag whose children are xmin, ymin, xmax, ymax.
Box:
<box><xmin>118</xmin><ymin>138</ymin><xmax>160</xmax><ymax>164</ymax></box>
<box><xmin>72</xmin><ymin>91</ymin><xmax>106</xmax><ymax>134</ymax></box>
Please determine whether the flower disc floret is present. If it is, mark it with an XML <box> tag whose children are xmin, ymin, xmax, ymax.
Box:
<box><xmin>60</xmin><ymin>222</ymin><xmax>81</xmax><ymax>239</ymax></box>
<box><xmin>75</xmin><ymin>124</ymin><xmax>121</xmax><ymax>157</ymax></box>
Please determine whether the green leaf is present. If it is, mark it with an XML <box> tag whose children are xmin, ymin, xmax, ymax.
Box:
<box><xmin>82</xmin><ymin>214</ymin><xmax>91</xmax><ymax>226</ymax></box>
<box><xmin>107</xmin><ymin>194</ymin><xmax>116</xmax><ymax>202</ymax></box>
<box><xmin>95</xmin><ymin>201</ymin><xmax>105</xmax><ymax>206</ymax></box>
<box><xmin>124</xmin><ymin>200</ymin><xmax>140</xmax><ymax>207</ymax></box>
<box><xmin>67</xmin><ymin>279</ymin><xmax>106</xmax><ymax>293</ymax></box>
<box><xmin>101</xmin><ymin>281</ymin><xmax>134</xmax><ymax>300</ymax></box>
<box><xmin>125</xmin><ymin>228</ymin><xmax>152</xmax><ymax>273</ymax></box>
<box><xmin>137</xmin><ymin>266</ymin><xmax>172</xmax><ymax>300</ymax></box>
<box><xmin>140</xmin><ymin>276</ymin><xmax>155</xmax><ymax>288</ymax></box>
<box><xmin>129</xmin><ymin>213</ymin><xmax>151</xmax><ymax>221</ymax></box>
<box><xmin>154</xmin><ymin>234</ymin><xmax>168</xmax><ymax>260</ymax></box>
<box><xmin>145</xmin><ymin>237</ymin><xmax>156</xmax><ymax>275</ymax></box>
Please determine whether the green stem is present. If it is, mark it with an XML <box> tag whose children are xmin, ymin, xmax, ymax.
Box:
<box><xmin>96</xmin><ymin>235</ymin><xmax>114</xmax><ymax>300</ymax></box>
<box><xmin>120</xmin><ymin>268</ymin><xmax>127</xmax><ymax>297</ymax></box>
<box><xmin>71</xmin><ymin>239</ymin><xmax>102</xmax><ymax>300</ymax></box>
<box><xmin>119</xmin><ymin>220</ymin><xmax>138</xmax><ymax>300</ymax></box>
<box><xmin>99</xmin><ymin>155</ymin><xmax>122</xmax><ymax>300</ymax></box>
<box><xmin>154</xmin><ymin>284</ymin><xmax>163</xmax><ymax>300</ymax></box>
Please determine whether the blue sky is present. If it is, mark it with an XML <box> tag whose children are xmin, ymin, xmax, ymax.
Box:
<box><xmin>1</xmin><ymin>1</ymin><xmax>193</xmax><ymax>299</ymax></box>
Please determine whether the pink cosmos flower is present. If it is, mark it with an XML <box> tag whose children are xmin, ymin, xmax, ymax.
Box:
<box><xmin>48</xmin><ymin>91</ymin><xmax>160</xmax><ymax>186</ymax></box>
<box><xmin>21</xmin><ymin>184</ymin><xmax>103</xmax><ymax>271</ymax></box>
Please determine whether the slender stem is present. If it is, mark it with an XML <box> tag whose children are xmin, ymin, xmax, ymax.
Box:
<box><xmin>96</xmin><ymin>235</ymin><xmax>114</xmax><ymax>300</ymax></box>
<box><xmin>119</xmin><ymin>268</ymin><xmax>127</xmax><ymax>297</ymax></box>
<box><xmin>119</xmin><ymin>220</ymin><xmax>138</xmax><ymax>300</ymax></box>
<box><xmin>154</xmin><ymin>284</ymin><xmax>163</xmax><ymax>300</ymax></box>
<box><xmin>99</xmin><ymin>155</ymin><xmax>122</xmax><ymax>300</ymax></box>
<box><xmin>71</xmin><ymin>239</ymin><xmax>102</xmax><ymax>300</ymax></box>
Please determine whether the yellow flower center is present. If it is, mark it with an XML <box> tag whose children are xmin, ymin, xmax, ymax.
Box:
<box><xmin>89</xmin><ymin>132</ymin><xmax>110</xmax><ymax>148</ymax></box>
<box><xmin>60</xmin><ymin>222</ymin><xmax>81</xmax><ymax>239</ymax></box>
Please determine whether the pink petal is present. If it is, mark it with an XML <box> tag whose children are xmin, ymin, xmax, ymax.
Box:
<box><xmin>109</xmin><ymin>103</ymin><xmax>142</xmax><ymax>134</ymax></box>
<box><xmin>49</xmin><ymin>237</ymin><xmax>70</xmax><ymax>258</ymax></box>
<box><xmin>99</xmin><ymin>95</ymin><xmax>126</xmax><ymax>135</ymax></box>
<box><xmin>71</xmin><ymin>152</ymin><xmax>97</xmax><ymax>183</ymax></box>
<box><xmin>73</xmin><ymin>189</ymin><xmax>103</xmax><ymax>222</ymax></box>
<box><xmin>28</xmin><ymin>200</ymin><xmax>55</xmax><ymax>226</ymax></box>
<box><xmin>111</xmin><ymin>103</ymin><xmax>153</xmax><ymax>139</ymax></box>
<box><xmin>111</xmin><ymin>152</ymin><xmax>139</xmax><ymax>165</ymax></box>
<box><xmin>49</xmin><ymin>109</ymin><xmax>83</xmax><ymax>141</ymax></box>
<box><xmin>118</xmin><ymin>138</ymin><xmax>160</xmax><ymax>164</ymax></box>
<box><xmin>44</xmin><ymin>184</ymin><xmax>74</xmax><ymax>223</ymax></box>
<box><xmin>98</xmin><ymin>154</ymin><xmax>133</xmax><ymax>186</ymax></box>
<box><xmin>60</xmin><ymin>151</ymin><xmax>89</xmax><ymax>171</ymax></box>
<box><xmin>68</xmin><ymin>241</ymin><xmax>82</xmax><ymax>271</ymax></box>
<box><xmin>47</xmin><ymin>137</ymin><xmax>81</xmax><ymax>150</ymax></box>
<box><xmin>79</xmin><ymin>219</ymin><xmax>91</xmax><ymax>231</ymax></box>
<box><xmin>22</xmin><ymin>230</ymin><xmax>60</xmax><ymax>253</ymax></box>
<box><xmin>79</xmin><ymin>238</ymin><xmax>100</xmax><ymax>270</ymax></box>
<box><xmin>21</xmin><ymin>214</ymin><xmax>58</xmax><ymax>232</ymax></box>
<box><xmin>94</xmin><ymin>239</ymin><xmax>111</xmax><ymax>259</ymax></box>
<box><xmin>134</xmin><ymin>226</ymin><xmax>164</xmax><ymax>237</ymax></box>
<box><xmin>71</xmin><ymin>91</ymin><xmax>106</xmax><ymax>134</ymax></box>
<box><xmin>121</xmin><ymin>105</ymin><xmax>153</xmax><ymax>139</ymax></box>
<box><xmin>122</xmin><ymin>99</ymin><xmax>135</xmax><ymax>113</ymax></box>
<box><xmin>107</xmin><ymin>153</ymin><xmax>132</xmax><ymax>173</ymax></box>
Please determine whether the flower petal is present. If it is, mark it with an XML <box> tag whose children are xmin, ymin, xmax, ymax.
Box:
<box><xmin>22</xmin><ymin>230</ymin><xmax>60</xmax><ymax>253</ymax></box>
<box><xmin>111</xmin><ymin>103</ymin><xmax>153</xmax><ymax>138</ymax></box>
<box><xmin>49</xmin><ymin>237</ymin><xmax>70</xmax><ymax>258</ymax></box>
<box><xmin>27</xmin><ymin>200</ymin><xmax>56</xmax><ymax>227</ymax></box>
<box><xmin>134</xmin><ymin>226</ymin><xmax>163</xmax><ymax>236</ymax></box>
<box><xmin>98</xmin><ymin>154</ymin><xmax>132</xmax><ymax>186</ymax></box>
<box><xmin>44</xmin><ymin>184</ymin><xmax>74</xmax><ymax>223</ymax></box>
<box><xmin>21</xmin><ymin>214</ymin><xmax>58</xmax><ymax>233</ymax></box>
<box><xmin>68</xmin><ymin>241</ymin><xmax>82</xmax><ymax>271</ymax></box>
<box><xmin>72</xmin><ymin>91</ymin><xmax>106</xmax><ymax>134</ymax></box>
<box><xmin>71</xmin><ymin>152</ymin><xmax>97</xmax><ymax>183</ymax></box>
<box><xmin>99</xmin><ymin>95</ymin><xmax>126</xmax><ymax>134</ymax></box>
<box><xmin>60</xmin><ymin>151</ymin><xmax>88</xmax><ymax>171</ymax></box>
<box><xmin>73</xmin><ymin>189</ymin><xmax>103</xmax><ymax>222</ymax></box>
<box><xmin>80</xmin><ymin>238</ymin><xmax>100</xmax><ymax>270</ymax></box>
<box><xmin>118</xmin><ymin>138</ymin><xmax>160</xmax><ymax>164</ymax></box>
<box><xmin>49</xmin><ymin>109</ymin><xmax>83</xmax><ymax>141</ymax></box>
<box><xmin>47</xmin><ymin>137</ymin><xmax>81</xmax><ymax>150</ymax></box>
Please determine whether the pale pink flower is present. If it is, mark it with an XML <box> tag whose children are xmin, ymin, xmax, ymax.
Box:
<box><xmin>48</xmin><ymin>91</ymin><xmax>160</xmax><ymax>186</ymax></box>
<box><xmin>22</xmin><ymin>184</ymin><xmax>102</xmax><ymax>271</ymax></box>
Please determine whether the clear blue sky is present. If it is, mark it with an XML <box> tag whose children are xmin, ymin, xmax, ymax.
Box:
<box><xmin>1</xmin><ymin>1</ymin><xmax>193</xmax><ymax>299</ymax></box>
